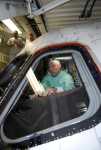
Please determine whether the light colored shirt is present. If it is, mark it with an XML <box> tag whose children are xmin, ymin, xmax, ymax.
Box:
<box><xmin>7</xmin><ymin>37</ymin><xmax>25</xmax><ymax>49</ymax></box>
<box><xmin>7</xmin><ymin>37</ymin><xmax>25</xmax><ymax>61</ymax></box>
<box><xmin>42</xmin><ymin>70</ymin><xmax>75</xmax><ymax>91</ymax></box>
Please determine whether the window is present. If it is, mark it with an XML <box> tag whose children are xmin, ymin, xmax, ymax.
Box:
<box><xmin>1</xmin><ymin>49</ymin><xmax>101</xmax><ymax>146</ymax></box>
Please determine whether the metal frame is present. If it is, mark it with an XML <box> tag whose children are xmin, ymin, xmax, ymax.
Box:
<box><xmin>27</xmin><ymin>0</ymin><xmax>72</xmax><ymax>17</ymax></box>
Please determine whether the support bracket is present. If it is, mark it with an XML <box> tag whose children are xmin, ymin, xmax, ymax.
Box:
<box><xmin>27</xmin><ymin>0</ymin><xmax>72</xmax><ymax>18</ymax></box>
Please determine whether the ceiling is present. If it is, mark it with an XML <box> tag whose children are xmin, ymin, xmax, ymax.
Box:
<box><xmin>0</xmin><ymin>0</ymin><xmax>100</xmax><ymax>65</ymax></box>
<box><xmin>36</xmin><ymin>0</ymin><xmax>101</xmax><ymax>31</ymax></box>
<box><xmin>0</xmin><ymin>0</ymin><xmax>101</xmax><ymax>36</ymax></box>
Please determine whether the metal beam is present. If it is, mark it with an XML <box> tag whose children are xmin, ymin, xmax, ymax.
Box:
<box><xmin>0</xmin><ymin>0</ymin><xmax>72</xmax><ymax>19</ymax></box>
<box><xmin>28</xmin><ymin>0</ymin><xmax>72</xmax><ymax>17</ymax></box>
<box><xmin>34</xmin><ymin>0</ymin><xmax>47</xmax><ymax>32</ymax></box>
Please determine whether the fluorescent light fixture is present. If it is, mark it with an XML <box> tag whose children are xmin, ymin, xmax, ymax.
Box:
<box><xmin>56</xmin><ymin>56</ymin><xmax>72</xmax><ymax>60</ymax></box>
<box><xmin>2</xmin><ymin>19</ymin><xmax>22</xmax><ymax>34</ymax></box>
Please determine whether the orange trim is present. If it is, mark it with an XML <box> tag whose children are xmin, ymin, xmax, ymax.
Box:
<box><xmin>36</xmin><ymin>42</ymin><xmax>87</xmax><ymax>52</ymax></box>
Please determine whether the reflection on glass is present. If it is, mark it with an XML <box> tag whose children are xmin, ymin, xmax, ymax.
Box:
<box><xmin>3</xmin><ymin>54</ymin><xmax>89</xmax><ymax>139</ymax></box>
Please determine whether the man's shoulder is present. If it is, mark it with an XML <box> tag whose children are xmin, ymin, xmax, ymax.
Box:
<box><xmin>60</xmin><ymin>70</ymin><xmax>72</xmax><ymax>78</ymax></box>
<box><xmin>60</xmin><ymin>70</ymin><xmax>68</xmax><ymax>75</ymax></box>
<box><xmin>8</xmin><ymin>37</ymin><xmax>15</xmax><ymax>41</ymax></box>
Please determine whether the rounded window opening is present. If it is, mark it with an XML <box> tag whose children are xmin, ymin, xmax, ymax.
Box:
<box><xmin>1</xmin><ymin>48</ymin><xmax>100</xmax><ymax>146</ymax></box>
<box><xmin>3</xmin><ymin>51</ymin><xmax>90</xmax><ymax>139</ymax></box>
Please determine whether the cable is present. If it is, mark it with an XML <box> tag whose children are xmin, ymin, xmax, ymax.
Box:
<box><xmin>86</xmin><ymin>0</ymin><xmax>97</xmax><ymax>17</ymax></box>
<box><xmin>80</xmin><ymin>0</ymin><xmax>91</xmax><ymax>18</ymax></box>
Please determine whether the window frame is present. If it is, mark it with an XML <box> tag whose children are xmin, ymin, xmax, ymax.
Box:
<box><xmin>1</xmin><ymin>42</ymin><xmax>101</xmax><ymax>148</ymax></box>
<box><xmin>1</xmin><ymin>47</ymin><xmax>101</xmax><ymax>146</ymax></box>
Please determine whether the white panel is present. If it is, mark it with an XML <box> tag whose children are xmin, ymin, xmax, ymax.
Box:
<box><xmin>29</xmin><ymin>128</ymin><xmax>101</xmax><ymax>150</ymax></box>
<box><xmin>60</xmin><ymin>128</ymin><xmax>101</xmax><ymax>150</ymax></box>
<box><xmin>29</xmin><ymin>138</ymin><xmax>60</xmax><ymax>150</ymax></box>
<box><xmin>22</xmin><ymin>21</ymin><xmax>101</xmax><ymax>71</ymax></box>
<box><xmin>95</xmin><ymin>123</ymin><xmax>101</xmax><ymax>141</ymax></box>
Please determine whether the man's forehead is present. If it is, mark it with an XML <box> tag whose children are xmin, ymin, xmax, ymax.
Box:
<box><xmin>49</xmin><ymin>60</ymin><xmax>61</xmax><ymax>66</ymax></box>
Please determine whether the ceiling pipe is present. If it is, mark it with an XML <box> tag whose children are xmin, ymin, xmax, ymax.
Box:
<box><xmin>80</xmin><ymin>0</ymin><xmax>91</xmax><ymax>18</ymax></box>
<box><xmin>86</xmin><ymin>0</ymin><xmax>97</xmax><ymax>17</ymax></box>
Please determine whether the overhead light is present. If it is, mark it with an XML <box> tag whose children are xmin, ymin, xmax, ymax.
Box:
<box><xmin>56</xmin><ymin>56</ymin><xmax>72</xmax><ymax>60</ymax></box>
<box><xmin>2</xmin><ymin>19</ymin><xmax>22</xmax><ymax>34</ymax></box>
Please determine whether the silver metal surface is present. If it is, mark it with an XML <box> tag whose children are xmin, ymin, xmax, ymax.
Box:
<box><xmin>31</xmin><ymin>0</ymin><xmax>72</xmax><ymax>16</ymax></box>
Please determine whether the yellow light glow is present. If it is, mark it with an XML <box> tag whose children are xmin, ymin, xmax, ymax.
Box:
<box><xmin>2</xmin><ymin>19</ymin><xmax>22</xmax><ymax>34</ymax></box>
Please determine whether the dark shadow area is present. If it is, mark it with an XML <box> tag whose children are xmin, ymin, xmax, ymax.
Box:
<box><xmin>3</xmin><ymin>86</ymin><xmax>89</xmax><ymax>139</ymax></box>
<box><xmin>0</xmin><ymin>54</ymin><xmax>27</xmax><ymax>91</ymax></box>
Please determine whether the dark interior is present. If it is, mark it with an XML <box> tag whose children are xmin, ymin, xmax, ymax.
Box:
<box><xmin>0</xmin><ymin>54</ymin><xmax>27</xmax><ymax>96</ymax></box>
<box><xmin>3</xmin><ymin>86</ymin><xmax>88</xmax><ymax>139</ymax></box>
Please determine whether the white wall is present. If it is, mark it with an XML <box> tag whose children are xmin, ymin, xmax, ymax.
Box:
<box><xmin>60</xmin><ymin>21</ymin><xmax>101</xmax><ymax>66</ymax></box>
<box><xmin>23</xmin><ymin>21</ymin><xmax>101</xmax><ymax>69</ymax></box>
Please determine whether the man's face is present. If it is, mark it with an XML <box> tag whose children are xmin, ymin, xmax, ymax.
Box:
<box><xmin>49</xmin><ymin>62</ymin><xmax>61</xmax><ymax>76</ymax></box>
<box><xmin>29</xmin><ymin>33</ymin><xmax>34</xmax><ymax>42</ymax></box>
<box><xmin>13</xmin><ymin>31</ymin><xmax>18</xmax><ymax>38</ymax></box>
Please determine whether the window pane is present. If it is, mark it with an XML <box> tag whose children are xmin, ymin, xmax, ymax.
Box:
<box><xmin>3</xmin><ymin>52</ymin><xmax>89</xmax><ymax>139</ymax></box>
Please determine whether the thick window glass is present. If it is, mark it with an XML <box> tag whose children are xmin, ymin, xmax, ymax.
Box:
<box><xmin>3</xmin><ymin>52</ymin><xmax>90</xmax><ymax>139</ymax></box>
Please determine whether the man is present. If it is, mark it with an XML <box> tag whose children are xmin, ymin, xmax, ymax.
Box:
<box><xmin>7</xmin><ymin>31</ymin><xmax>25</xmax><ymax>49</ymax></box>
<box><xmin>7</xmin><ymin>31</ymin><xmax>25</xmax><ymax>60</ymax></box>
<box><xmin>42</xmin><ymin>59</ymin><xmax>75</xmax><ymax>95</ymax></box>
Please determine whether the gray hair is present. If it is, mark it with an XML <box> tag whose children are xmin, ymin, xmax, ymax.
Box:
<box><xmin>49</xmin><ymin>59</ymin><xmax>61</xmax><ymax>66</ymax></box>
